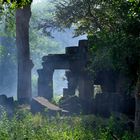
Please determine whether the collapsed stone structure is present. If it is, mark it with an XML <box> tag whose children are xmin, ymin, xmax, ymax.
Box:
<box><xmin>0</xmin><ymin>95</ymin><xmax>14</xmax><ymax>117</ymax></box>
<box><xmin>37</xmin><ymin>40</ymin><xmax>93</xmax><ymax>102</ymax></box>
<box><xmin>37</xmin><ymin>39</ymin><xmax>135</xmax><ymax>117</ymax></box>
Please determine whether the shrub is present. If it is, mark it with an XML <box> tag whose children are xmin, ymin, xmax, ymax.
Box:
<box><xmin>0</xmin><ymin>110</ymin><xmax>139</xmax><ymax>140</ymax></box>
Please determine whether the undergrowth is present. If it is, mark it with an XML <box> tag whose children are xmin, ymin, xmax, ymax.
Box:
<box><xmin>0</xmin><ymin>110</ymin><xmax>139</xmax><ymax>140</ymax></box>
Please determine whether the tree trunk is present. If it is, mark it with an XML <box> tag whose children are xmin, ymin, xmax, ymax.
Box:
<box><xmin>16</xmin><ymin>4</ymin><xmax>33</xmax><ymax>103</ymax></box>
<box><xmin>135</xmin><ymin>76</ymin><xmax>140</xmax><ymax>134</ymax></box>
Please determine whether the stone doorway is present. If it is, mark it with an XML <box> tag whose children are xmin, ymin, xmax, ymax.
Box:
<box><xmin>53</xmin><ymin>70</ymin><xmax>68</xmax><ymax>97</ymax></box>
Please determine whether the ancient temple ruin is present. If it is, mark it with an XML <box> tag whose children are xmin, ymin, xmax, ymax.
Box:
<box><xmin>36</xmin><ymin>39</ymin><xmax>135</xmax><ymax>117</ymax></box>
<box><xmin>37</xmin><ymin>40</ymin><xmax>93</xmax><ymax>101</ymax></box>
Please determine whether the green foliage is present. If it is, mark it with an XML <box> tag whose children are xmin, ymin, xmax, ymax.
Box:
<box><xmin>31</xmin><ymin>0</ymin><xmax>57</xmax><ymax>36</ymax></box>
<box><xmin>0</xmin><ymin>110</ymin><xmax>139</xmax><ymax>140</ymax></box>
<box><xmin>55</xmin><ymin>0</ymin><xmax>140</xmax><ymax>35</ymax></box>
<box><xmin>0</xmin><ymin>0</ymin><xmax>32</xmax><ymax>35</ymax></box>
<box><xmin>0</xmin><ymin>111</ymin><xmax>93</xmax><ymax>140</ymax></box>
<box><xmin>55</xmin><ymin>0</ymin><xmax>140</xmax><ymax>84</ymax></box>
<box><xmin>0</xmin><ymin>0</ymin><xmax>32</xmax><ymax>8</ymax></box>
<box><xmin>30</xmin><ymin>0</ymin><xmax>64</xmax><ymax>59</ymax></box>
<box><xmin>0</xmin><ymin>45</ymin><xmax>5</xmax><ymax>58</ymax></box>
<box><xmin>0</xmin><ymin>3</ymin><xmax>15</xmax><ymax>37</ymax></box>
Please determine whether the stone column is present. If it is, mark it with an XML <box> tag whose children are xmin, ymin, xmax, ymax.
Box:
<box><xmin>16</xmin><ymin>4</ymin><xmax>33</xmax><ymax>103</ymax></box>
<box><xmin>78</xmin><ymin>74</ymin><xmax>93</xmax><ymax>100</ymax></box>
<box><xmin>77</xmin><ymin>40</ymin><xmax>93</xmax><ymax>100</ymax></box>
<box><xmin>37</xmin><ymin>63</ymin><xmax>54</xmax><ymax>100</ymax></box>
<box><xmin>64</xmin><ymin>71</ymin><xmax>78</xmax><ymax>96</ymax></box>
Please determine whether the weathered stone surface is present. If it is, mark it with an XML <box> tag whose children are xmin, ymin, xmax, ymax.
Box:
<box><xmin>16</xmin><ymin>5</ymin><xmax>33</xmax><ymax>103</ymax></box>
<box><xmin>59</xmin><ymin>96</ymin><xmax>82</xmax><ymax>115</ymax></box>
<box><xmin>0</xmin><ymin>95</ymin><xmax>14</xmax><ymax>117</ymax></box>
<box><xmin>37</xmin><ymin>40</ymin><xmax>92</xmax><ymax>103</ymax></box>
<box><xmin>31</xmin><ymin>97</ymin><xmax>68</xmax><ymax>115</ymax></box>
<box><xmin>37</xmin><ymin>39</ymin><xmax>135</xmax><ymax>118</ymax></box>
<box><xmin>93</xmin><ymin>93</ymin><xmax>135</xmax><ymax>118</ymax></box>
<box><xmin>37</xmin><ymin>69</ymin><xmax>53</xmax><ymax>100</ymax></box>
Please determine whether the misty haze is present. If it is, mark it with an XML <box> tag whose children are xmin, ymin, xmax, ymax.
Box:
<box><xmin>0</xmin><ymin>0</ymin><xmax>139</xmax><ymax>139</ymax></box>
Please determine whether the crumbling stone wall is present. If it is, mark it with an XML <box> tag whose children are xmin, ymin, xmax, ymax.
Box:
<box><xmin>37</xmin><ymin>39</ymin><xmax>135</xmax><ymax>118</ymax></box>
<box><xmin>37</xmin><ymin>40</ymin><xmax>93</xmax><ymax>102</ymax></box>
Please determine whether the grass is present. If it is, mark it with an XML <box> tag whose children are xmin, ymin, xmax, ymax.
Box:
<box><xmin>0</xmin><ymin>109</ymin><xmax>139</xmax><ymax>140</ymax></box>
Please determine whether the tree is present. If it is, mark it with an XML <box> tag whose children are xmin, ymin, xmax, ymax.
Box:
<box><xmin>54</xmin><ymin>0</ymin><xmax>140</xmax><ymax>133</ymax></box>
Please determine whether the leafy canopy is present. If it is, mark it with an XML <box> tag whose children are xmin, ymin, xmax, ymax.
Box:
<box><xmin>0</xmin><ymin>0</ymin><xmax>32</xmax><ymax>8</ymax></box>
<box><xmin>54</xmin><ymin>0</ymin><xmax>140</xmax><ymax>88</ymax></box>
<box><xmin>54</xmin><ymin>0</ymin><xmax>140</xmax><ymax>36</ymax></box>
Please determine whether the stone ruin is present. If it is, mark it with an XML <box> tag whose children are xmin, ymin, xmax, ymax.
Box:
<box><xmin>36</xmin><ymin>39</ymin><xmax>135</xmax><ymax>117</ymax></box>
<box><xmin>37</xmin><ymin>40</ymin><xmax>93</xmax><ymax>102</ymax></box>
<box><xmin>35</xmin><ymin>39</ymin><xmax>94</xmax><ymax>114</ymax></box>
<box><xmin>0</xmin><ymin>95</ymin><xmax>14</xmax><ymax>117</ymax></box>
<box><xmin>0</xmin><ymin>39</ymin><xmax>135</xmax><ymax>118</ymax></box>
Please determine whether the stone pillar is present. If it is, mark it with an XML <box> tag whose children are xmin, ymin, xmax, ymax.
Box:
<box><xmin>77</xmin><ymin>40</ymin><xmax>93</xmax><ymax>100</ymax></box>
<box><xmin>78</xmin><ymin>40</ymin><xmax>88</xmax><ymax>68</ymax></box>
<box><xmin>16</xmin><ymin>4</ymin><xmax>33</xmax><ymax>103</ymax></box>
<box><xmin>78</xmin><ymin>74</ymin><xmax>93</xmax><ymax>100</ymax></box>
<box><xmin>63</xmin><ymin>71</ymin><xmax>78</xmax><ymax>96</ymax></box>
<box><xmin>37</xmin><ymin>63</ymin><xmax>54</xmax><ymax>100</ymax></box>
